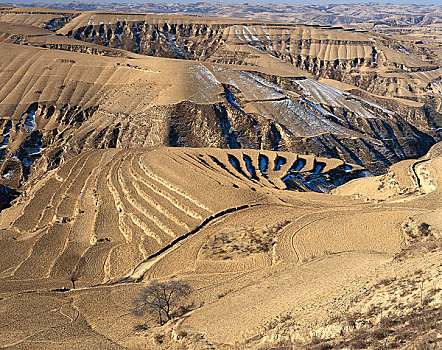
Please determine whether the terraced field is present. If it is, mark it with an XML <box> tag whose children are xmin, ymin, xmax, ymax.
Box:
<box><xmin>0</xmin><ymin>143</ymin><xmax>440</xmax><ymax>348</ymax></box>
<box><xmin>0</xmin><ymin>39</ymin><xmax>437</xmax><ymax>191</ymax></box>
<box><xmin>0</xmin><ymin>5</ymin><xmax>441</xmax><ymax>350</ymax></box>
<box><xmin>19</xmin><ymin>2</ymin><xmax>440</xmax><ymax>38</ymax></box>
<box><xmin>0</xmin><ymin>7</ymin><xmax>440</xmax><ymax>191</ymax></box>
<box><xmin>0</xmin><ymin>147</ymin><xmax>360</xmax><ymax>288</ymax></box>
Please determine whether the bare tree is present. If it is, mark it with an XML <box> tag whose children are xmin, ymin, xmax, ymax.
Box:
<box><xmin>130</xmin><ymin>279</ymin><xmax>192</xmax><ymax>325</ymax></box>
<box><xmin>70</xmin><ymin>267</ymin><xmax>80</xmax><ymax>289</ymax></box>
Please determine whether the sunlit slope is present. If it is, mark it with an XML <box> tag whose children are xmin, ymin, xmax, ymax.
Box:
<box><xmin>0</xmin><ymin>21</ymin><xmax>134</xmax><ymax>57</ymax></box>
<box><xmin>335</xmin><ymin>142</ymin><xmax>442</xmax><ymax>205</ymax></box>
<box><xmin>153</xmin><ymin>146</ymin><xmax>441</xmax><ymax>345</ymax></box>
<box><xmin>50</xmin><ymin>11</ymin><xmax>442</xmax><ymax>103</ymax></box>
<box><xmin>139</xmin><ymin>148</ymin><xmax>442</xmax><ymax>282</ymax></box>
<box><xmin>0</xmin><ymin>145</ymin><xmax>439</xmax><ymax>348</ymax></box>
<box><xmin>1</xmin><ymin>7</ymin><xmax>440</xmax><ymax>110</ymax></box>
<box><xmin>0</xmin><ymin>41</ymin><xmax>436</xmax><ymax>190</ymax></box>
<box><xmin>0</xmin><ymin>6</ymin><xmax>74</xmax><ymax>30</ymax></box>
<box><xmin>1</xmin><ymin>144</ymin><xmax>437</xmax><ymax>292</ymax></box>
<box><xmin>56</xmin><ymin>12</ymin><xmax>433</xmax><ymax>68</ymax></box>
<box><xmin>0</xmin><ymin>147</ymin><xmax>361</xmax><ymax>290</ymax></box>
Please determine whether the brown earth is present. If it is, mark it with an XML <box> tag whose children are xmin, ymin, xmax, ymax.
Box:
<box><xmin>0</xmin><ymin>142</ymin><xmax>440</xmax><ymax>349</ymax></box>
<box><xmin>0</xmin><ymin>7</ymin><xmax>441</xmax><ymax>192</ymax></box>
<box><xmin>0</xmin><ymin>5</ymin><xmax>440</xmax><ymax>350</ymax></box>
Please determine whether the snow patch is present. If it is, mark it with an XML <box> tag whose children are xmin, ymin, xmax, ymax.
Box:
<box><xmin>19</xmin><ymin>109</ymin><xmax>37</xmax><ymax>133</ymax></box>
<box><xmin>261</xmin><ymin>25</ymin><xmax>273</xmax><ymax>51</ymax></box>
<box><xmin>398</xmin><ymin>46</ymin><xmax>410</xmax><ymax>56</ymax></box>
<box><xmin>432</xmin><ymin>82</ymin><xmax>442</xmax><ymax>95</ymax></box>
<box><xmin>243</xmin><ymin>26</ymin><xmax>259</xmax><ymax>41</ymax></box>
<box><xmin>188</xmin><ymin>65</ymin><xmax>221</xmax><ymax>103</ymax></box>
<box><xmin>2</xmin><ymin>170</ymin><xmax>13</xmax><ymax>180</ymax></box>
<box><xmin>295</xmin><ymin>78</ymin><xmax>387</xmax><ymax>119</ymax></box>
<box><xmin>0</xmin><ymin>136</ymin><xmax>9</xmax><ymax>149</ymax></box>
<box><xmin>234</xmin><ymin>26</ymin><xmax>244</xmax><ymax>42</ymax></box>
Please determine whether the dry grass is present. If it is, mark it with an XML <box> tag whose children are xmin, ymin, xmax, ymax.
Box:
<box><xmin>393</xmin><ymin>237</ymin><xmax>442</xmax><ymax>261</ymax></box>
<box><xmin>255</xmin><ymin>339</ymin><xmax>295</xmax><ymax>350</ymax></box>
<box><xmin>300</xmin><ymin>304</ymin><xmax>441</xmax><ymax>350</ymax></box>
<box><xmin>133</xmin><ymin>323</ymin><xmax>149</xmax><ymax>332</ymax></box>
<box><xmin>0</xmin><ymin>6</ymin><xmax>441</xmax><ymax>350</ymax></box>
<box><xmin>201</xmin><ymin>222</ymin><xmax>289</xmax><ymax>260</ymax></box>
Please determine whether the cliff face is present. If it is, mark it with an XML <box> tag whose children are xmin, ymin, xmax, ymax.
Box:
<box><xmin>0</xmin><ymin>8</ymin><xmax>440</xmax><ymax>190</ymax></box>
<box><xmin>60</xmin><ymin>15</ymin><xmax>441</xmax><ymax>103</ymax></box>
<box><xmin>0</xmin><ymin>7</ymin><xmax>441</xmax><ymax>349</ymax></box>
<box><xmin>9</xmin><ymin>2</ymin><xmax>441</xmax><ymax>35</ymax></box>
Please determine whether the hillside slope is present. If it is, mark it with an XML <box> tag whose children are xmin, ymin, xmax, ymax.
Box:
<box><xmin>0</xmin><ymin>142</ymin><xmax>440</xmax><ymax>349</ymax></box>
<box><xmin>0</xmin><ymin>9</ymin><xmax>441</xmax><ymax>190</ymax></box>
<box><xmin>0</xmin><ymin>7</ymin><xmax>440</xmax><ymax>349</ymax></box>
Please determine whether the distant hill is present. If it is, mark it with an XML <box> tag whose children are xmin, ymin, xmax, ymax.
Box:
<box><xmin>0</xmin><ymin>5</ymin><xmax>440</xmax><ymax>350</ymax></box>
<box><xmin>9</xmin><ymin>2</ymin><xmax>442</xmax><ymax>35</ymax></box>
<box><xmin>0</xmin><ymin>6</ymin><xmax>441</xmax><ymax>190</ymax></box>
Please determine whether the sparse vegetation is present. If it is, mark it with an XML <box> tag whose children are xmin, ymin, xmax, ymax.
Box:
<box><xmin>0</xmin><ymin>5</ymin><xmax>441</xmax><ymax>348</ymax></box>
<box><xmin>328</xmin><ymin>305</ymin><xmax>440</xmax><ymax>349</ymax></box>
<box><xmin>153</xmin><ymin>332</ymin><xmax>165</xmax><ymax>344</ymax></box>
<box><xmin>217</xmin><ymin>288</ymin><xmax>233</xmax><ymax>299</ymax></box>
<box><xmin>255</xmin><ymin>339</ymin><xmax>294</xmax><ymax>350</ymax></box>
<box><xmin>133</xmin><ymin>323</ymin><xmax>149</xmax><ymax>332</ymax></box>
<box><xmin>256</xmin><ymin>303</ymin><xmax>441</xmax><ymax>350</ymax></box>
<box><xmin>201</xmin><ymin>221</ymin><xmax>289</xmax><ymax>260</ymax></box>
<box><xmin>394</xmin><ymin>236</ymin><xmax>442</xmax><ymax>261</ymax></box>
<box><xmin>238</xmin><ymin>233</ymin><xmax>442</xmax><ymax>350</ymax></box>
<box><xmin>302</xmin><ymin>253</ymin><xmax>317</xmax><ymax>263</ymax></box>
<box><xmin>401</xmin><ymin>218</ymin><xmax>433</xmax><ymax>244</ymax></box>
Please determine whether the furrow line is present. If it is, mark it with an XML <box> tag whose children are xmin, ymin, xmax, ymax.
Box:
<box><xmin>106</xmin><ymin>154</ymin><xmax>133</xmax><ymax>243</ymax></box>
<box><xmin>129</xmin><ymin>173</ymin><xmax>190</xmax><ymax>230</ymax></box>
<box><xmin>117</xmin><ymin>164</ymin><xmax>177</xmax><ymax>239</ymax></box>
<box><xmin>129</xmin><ymin>160</ymin><xmax>203</xmax><ymax>220</ymax></box>
<box><xmin>128</xmin><ymin>212</ymin><xmax>163</xmax><ymax>246</ymax></box>
<box><xmin>119</xmin><ymin>203</ymin><xmax>263</xmax><ymax>283</ymax></box>
<box><xmin>139</xmin><ymin>154</ymin><xmax>211</xmax><ymax>212</ymax></box>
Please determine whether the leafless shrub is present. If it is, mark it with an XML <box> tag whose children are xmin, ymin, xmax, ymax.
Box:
<box><xmin>425</xmin><ymin>240</ymin><xmax>441</xmax><ymax>253</ymax></box>
<box><xmin>394</xmin><ymin>237</ymin><xmax>441</xmax><ymax>261</ymax></box>
<box><xmin>375</xmin><ymin>276</ymin><xmax>396</xmax><ymax>288</ymax></box>
<box><xmin>304</xmin><ymin>335</ymin><xmax>334</xmax><ymax>350</ymax></box>
<box><xmin>422</xmin><ymin>288</ymin><xmax>440</xmax><ymax>307</ymax></box>
<box><xmin>153</xmin><ymin>332</ymin><xmax>164</xmax><ymax>344</ymax></box>
<box><xmin>133</xmin><ymin>323</ymin><xmax>149</xmax><ymax>332</ymax></box>
<box><xmin>202</xmin><ymin>222</ymin><xmax>287</xmax><ymax>260</ymax></box>
<box><xmin>344</xmin><ymin>312</ymin><xmax>360</xmax><ymax>330</ymax></box>
<box><xmin>255</xmin><ymin>339</ymin><xmax>294</xmax><ymax>350</ymax></box>
<box><xmin>217</xmin><ymin>288</ymin><xmax>232</xmax><ymax>299</ymax></box>
<box><xmin>302</xmin><ymin>254</ymin><xmax>317</xmax><ymax>263</ymax></box>
<box><xmin>130</xmin><ymin>278</ymin><xmax>192</xmax><ymax>326</ymax></box>
<box><xmin>65</xmin><ymin>253</ymin><xmax>90</xmax><ymax>289</ymax></box>
<box><xmin>417</xmin><ymin>222</ymin><xmax>430</xmax><ymax>236</ymax></box>
<box><xmin>177</xmin><ymin>330</ymin><xmax>188</xmax><ymax>339</ymax></box>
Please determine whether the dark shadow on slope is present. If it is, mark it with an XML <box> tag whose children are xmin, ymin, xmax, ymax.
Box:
<box><xmin>0</xmin><ymin>184</ymin><xmax>19</xmax><ymax>211</ymax></box>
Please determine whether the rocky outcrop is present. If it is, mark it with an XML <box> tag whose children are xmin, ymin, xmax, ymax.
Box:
<box><xmin>0</xmin><ymin>9</ymin><xmax>440</xmax><ymax>193</ymax></box>
<box><xmin>61</xmin><ymin>17</ymin><xmax>441</xmax><ymax>109</ymax></box>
